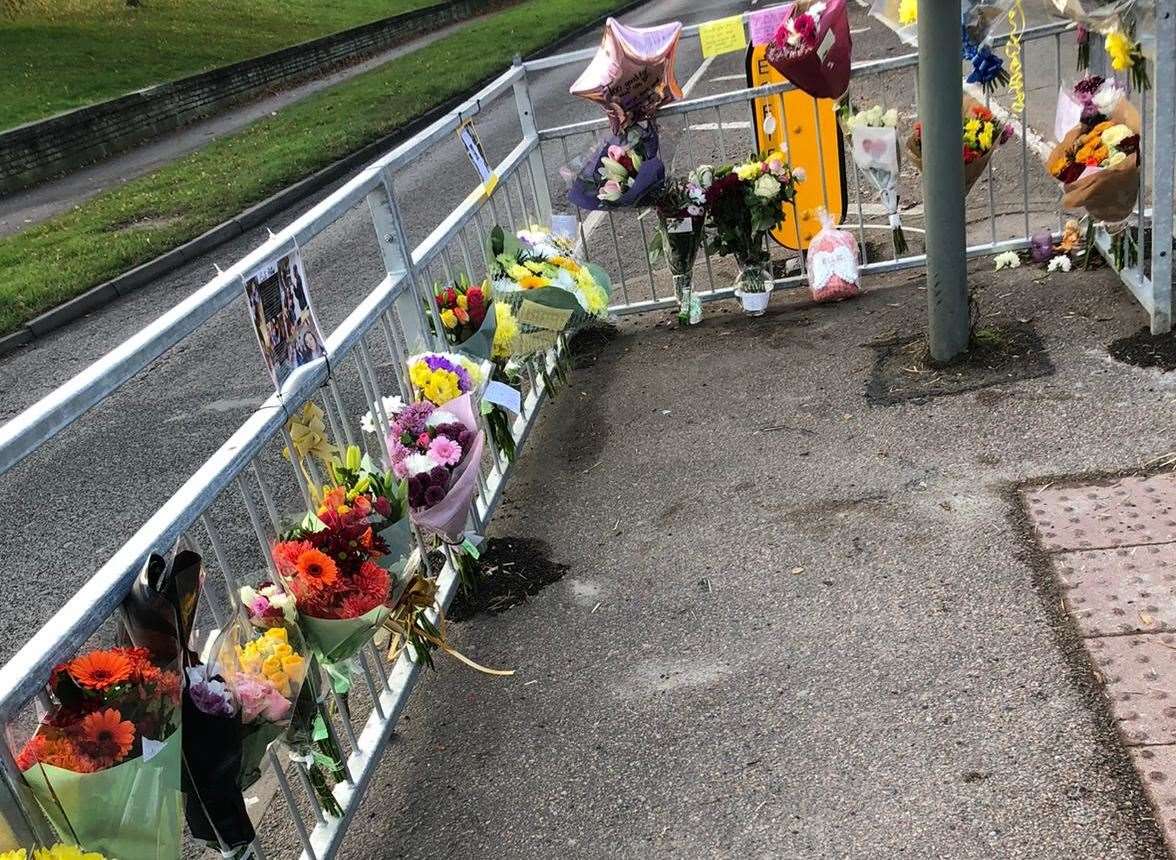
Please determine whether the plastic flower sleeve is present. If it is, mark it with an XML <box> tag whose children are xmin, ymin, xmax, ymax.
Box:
<box><xmin>409</xmin><ymin>393</ymin><xmax>486</xmax><ymax>544</ymax></box>
<box><xmin>764</xmin><ymin>0</ymin><xmax>852</xmax><ymax>100</ymax></box>
<box><xmin>565</xmin><ymin>122</ymin><xmax>666</xmax><ymax>211</ymax></box>
<box><xmin>17</xmin><ymin>624</ymin><xmax>184</xmax><ymax>858</ymax></box>
<box><xmin>452</xmin><ymin>297</ymin><xmax>499</xmax><ymax>363</ymax></box>
<box><xmin>849</xmin><ymin>124</ymin><xmax>906</xmax><ymax>254</ymax></box>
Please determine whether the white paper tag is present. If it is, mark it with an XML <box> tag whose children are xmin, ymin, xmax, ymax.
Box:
<box><xmin>484</xmin><ymin>380</ymin><xmax>522</xmax><ymax>414</ymax></box>
<box><xmin>817</xmin><ymin>28</ymin><xmax>836</xmax><ymax>62</ymax></box>
<box><xmin>667</xmin><ymin>218</ymin><xmax>693</xmax><ymax>234</ymax></box>
<box><xmin>551</xmin><ymin>214</ymin><xmax>578</xmax><ymax>241</ymax></box>
<box><xmin>888</xmin><ymin>213</ymin><xmax>902</xmax><ymax>228</ymax></box>
<box><xmin>142</xmin><ymin>736</ymin><xmax>166</xmax><ymax>761</ymax></box>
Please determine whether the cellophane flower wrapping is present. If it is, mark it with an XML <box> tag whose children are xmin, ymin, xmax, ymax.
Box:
<box><xmin>1046</xmin><ymin>97</ymin><xmax>1141</xmax><ymax>225</ymax></box>
<box><xmin>218</xmin><ymin>617</ymin><xmax>310</xmax><ymax>790</ymax></box>
<box><xmin>764</xmin><ymin>0</ymin><xmax>852</xmax><ymax>100</ymax></box>
<box><xmin>487</xmin><ymin>225</ymin><xmax>612</xmax><ymax>356</ymax></box>
<box><xmin>272</xmin><ymin>465</ymin><xmax>410</xmax><ymax>666</ymax></box>
<box><xmin>392</xmin><ymin>393</ymin><xmax>486</xmax><ymax>544</ymax></box>
<box><xmin>16</xmin><ymin>645</ymin><xmax>183</xmax><ymax>859</ymax></box>
<box><xmin>846</xmin><ymin>107</ymin><xmax>907</xmax><ymax>254</ymax></box>
<box><xmin>651</xmin><ymin>172</ymin><xmax>709</xmax><ymax>324</ymax></box>
<box><xmin>907</xmin><ymin>95</ymin><xmax>1014</xmax><ymax>195</ymax></box>
<box><xmin>433</xmin><ymin>276</ymin><xmax>497</xmax><ymax>362</ymax></box>
<box><xmin>407</xmin><ymin>352</ymin><xmax>488</xmax><ymax>409</ymax></box>
<box><xmin>565</xmin><ymin>122</ymin><xmax>666</xmax><ymax>211</ymax></box>
<box><xmin>806</xmin><ymin>210</ymin><xmax>860</xmax><ymax>301</ymax></box>
<box><xmin>1053</xmin><ymin>75</ymin><xmax>1125</xmax><ymax>142</ymax></box>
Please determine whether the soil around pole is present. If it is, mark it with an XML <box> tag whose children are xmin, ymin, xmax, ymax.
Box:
<box><xmin>1107</xmin><ymin>327</ymin><xmax>1176</xmax><ymax>373</ymax></box>
<box><xmin>866</xmin><ymin>320</ymin><xmax>1056</xmax><ymax>405</ymax></box>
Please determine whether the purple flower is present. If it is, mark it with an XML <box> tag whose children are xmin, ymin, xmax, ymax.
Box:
<box><xmin>424</xmin><ymin>354</ymin><xmax>472</xmax><ymax>391</ymax></box>
<box><xmin>424</xmin><ymin>485</ymin><xmax>446</xmax><ymax>507</ymax></box>
<box><xmin>187</xmin><ymin>667</ymin><xmax>236</xmax><ymax>717</ymax></box>
<box><xmin>393</xmin><ymin>401</ymin><xmax>435</xmax><ymax>437</ymax></box>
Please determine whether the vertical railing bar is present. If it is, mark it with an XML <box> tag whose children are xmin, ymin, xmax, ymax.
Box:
<box><xmin>1055</xmin><ymin>33</ymin><xmax>1065</xmax><ymax>233</ymax></box>
<box><xmin>812</xmin><ymin>100</ymin><xmax>832</xmax><ymax>217</ymax></box>
<box><xmin>365</xmin><ymin>641</ymin><xmax>389</xmax><ymax>687</ymax></box>
<box><xmin>355</xmin><ymin>342</ymin><xmax>395</xmax><ymax>467</ymax></box>
<box><xmin>524</xmin><ymin>149</ymin><xmax>546</xmax><ymax>228</ymax></box>
<box><xmin>355</xmin><ymin>650</ymin><xmax>386</xmax><ymax>720</ymax></box>
<box><xmin>327</xmin><ymin>378</ymin><xmax>358</xmax><ymax>449</ymax></box>
<box><xmin>1136</xmin><ymin>79</ymin><xmax>1148</xmax><ymax>281</ymax></box>
<box><xmin>559</xmin><ymin>136</ymin><xmax>592</xmax><ymax>261</ymax></box>
<box><xmin>319</xmin><ymin>391</ymin><xmax>346</xmax><ymax>456</ymax></box>
<box><xmin>1020</xmin><ymin>40</ymin><xmax>1031</xmax><ymax>241</ymax></box>
<box><xmin>714</xmin><ymin>105</ymin><xmax>727</xmax><ymax>159</ymax></box>
<box><xmin>470</xmin><ymin>208</ymin><xmax>495</xmax><ymax>271</ymax></box>
<box><xmin>456</xmin><ymin>228</ymin><xmax>481</xmax><ymax>284</ymax></box>
<box><xmin>377</xmin><ymin>315</ymin><xmax>408</xmax><ymax>400</ymax></box>
<box><xmin>985</xmin><ymin>90</ymin><xmax>998</xmax><ymax>245</ymax></box>
<box><xmin>637</xmin><ymin>212</ymin><xmax>659</xmax><ymax>301</ymax></box>
<box><xmin>237</xmin><ymin>476</ymin><xmax>277</xmax><ymax>576</ymax></box>
<box><xmin>281</xmin><ymin>427</ymin><xmax>316</xmax><ymax>511</ymax></box>
<box><xmin>778</xmin><ymin>94</ymin><xmax>806</xmax><ymax>274</ymax></box>
<box><xmin>848</xmin><ymin>148</ymin><xmax>869</xmax><ymax>263</ymax></box>
<box><xmin>252</xmin><ymin>462</ymin><xmax>282</xmax><ymax>533</ymax></box>
<box><xmin>514</xmin><ymin>170</ymin><xmax>532</xmax><ymax>227</ymax></box>
<box><xmin>606</xmin><ymin>210</ymin><xmax>631</xmax><ymax>305</ymax></box>
<box><xmin>200</xmin><ymin>512</ymin><xmax>243</xmax><ymax>600</ymax></box>
<box><xmin>269</xmin><ymin>748</ymin><xmax>318</xmax><ymax>860</ymax></box>
<box><xmin>294</xmin><ymin>759</ymin><xmax>327</xmax><ymax>826</ymax></box>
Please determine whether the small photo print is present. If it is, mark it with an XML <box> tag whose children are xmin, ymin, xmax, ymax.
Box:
<box><xmin>243</xmin><ymin>248</ymin><xmax>326</xmax><ymax>388</ymax></box>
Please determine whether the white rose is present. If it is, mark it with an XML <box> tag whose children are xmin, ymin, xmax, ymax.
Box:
<box><xmin>882</xmin><ymin>108</ymin><xmax>898</xmax><ymax>127</ymax></box>
<box><xmin>1092</xmin><ymin>83</ymin><xmax>1123</xmax><ymax>114</ymax></box>
<box><xmin>866</xmin><ymin>105</ymin><xmax>884</xmax><ymax>126</ymax></box>
<box><xmin>753</xmin><ymin>174</ymin><xmax>781</xmax><ymax>200</ymax></box>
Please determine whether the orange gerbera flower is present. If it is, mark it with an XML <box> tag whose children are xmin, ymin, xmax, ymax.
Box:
<box><xmin>273</xmin><ymin>539</ymin><xmax>313</xmax><ymax>574</ymax></box>
<box><xmin>77</xmin><ymin>709</ymin><xmax>135</xmax><ymax>766</ymax></box>
<box><xmin>295</xmin><ymin>548</ymin><xmax>338</xmax><ymax>590</ymax></box>
<box><xmin>68</xmin><ymin>650</ymin><xmax>134</xmax><ymax>691</ymax></box>
<box><xmin>38</xmin><ymin>736</ymin><xmax>97</xmax><ymax>773</ymax></box>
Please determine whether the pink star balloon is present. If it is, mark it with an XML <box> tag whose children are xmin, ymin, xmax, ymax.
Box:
<box><xmin>570</xmin><ymin>18</ymin><xmax>684</xmax><ymax>133</ymax></box>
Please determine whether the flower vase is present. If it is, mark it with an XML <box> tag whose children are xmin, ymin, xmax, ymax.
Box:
<box><xmin>672</xmin><ymin>273</ymin><xmax>700</xmax><ymax>325</ymax></box>
<box><xmin>733</xmin><ymin>260</ymin><xmax>772</xmax><ymax>316</ymax></box>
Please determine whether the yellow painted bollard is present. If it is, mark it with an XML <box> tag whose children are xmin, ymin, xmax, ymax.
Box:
<box><xmin>746</xmin><ymin>44</ymin><xmax>846</xmax><ymax>252</ymax></box>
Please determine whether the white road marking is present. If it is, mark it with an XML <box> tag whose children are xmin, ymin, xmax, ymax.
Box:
<box><xmin>688</xmin><ymin>121</ymin><xmax>753</xmax><ymax>131</ymax></box>
<box><xmin>711</xmin><ymin>73</ymin><xmax>748</xmax><ymax>82</ymax></box>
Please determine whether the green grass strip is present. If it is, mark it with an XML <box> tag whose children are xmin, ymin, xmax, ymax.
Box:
<box><xmin>0</xmin><ymin>0</ymin><xmax>433</xmax><ymax>129</ymax></box>
<box><xmin>0</xmin><ymin>0</ymin><xmax>626</xmax><ymax>336</ymax></box>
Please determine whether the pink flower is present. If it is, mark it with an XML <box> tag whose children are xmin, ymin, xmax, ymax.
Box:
<box><xmin>236</xmin><ymin>676</ymin><xmax>292</xmax><ymax>723</ymax></box>
<box><xmin>417</xmin><ymin>432</ymin><xmax>431</xmax><ymax>448</ymax></box>
<box><xmin>247</xmin><ymin>595</ymin><xmax>271</xmax><ymax>617</ymax></box>
<box><xmin>598</xmin><ymin>179</ymin><xmax>623</xmax><ymax>203</ymax></box>
<box><xmin>606</xmin><ymin>144</ymin><xmax>628</xmax><ymax>161</ymax></box>
<box><xmin>427</xmin><ymin>435</ymin><xmax>462</xmax><ymax>466</ymax></box>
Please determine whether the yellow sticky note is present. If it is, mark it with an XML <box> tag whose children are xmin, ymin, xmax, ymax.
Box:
<box><xmin>698</xmin><ymin>15</ymin><xmax>746</xmax><ymax>58</ymax></box>
<box><xmin>518</xmin><ymin>300</ymin><xmax>574</xmax><ymax>331</ymax></box>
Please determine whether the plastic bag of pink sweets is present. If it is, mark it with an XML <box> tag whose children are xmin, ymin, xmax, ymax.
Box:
<box><xmin>806</xmin><ymin>209</ymin><xmax>860</xmax><ymax>302</ymax></box>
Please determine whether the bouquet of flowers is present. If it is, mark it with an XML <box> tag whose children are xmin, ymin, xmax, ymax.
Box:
<box><xmin>1047</xmin><ymin>98</ymin><xmax>1141</xmax><ymax>224</ymax></box>
<box><xmin>764</xmin><ymin>0</ymin><xmax>852</xmax><ymax>100</ymax></box>
<box><xmin>845</xmin><ymin>104</ymin><xmax>907</xmax><ymax>253</ymax></box>
<box><xmin>17</xmin><ymin>646</ymin><xmax>183</xmax><ymax>859</ymax></box>
<box><xmin>961</xmin><ymin>0</ymin><xmax>1012</xmax><ymax>94</ymax></box>
<box><xmin>407</xmin><ymin>352</ymin><xmax>487</xmax><ymax>407</ymax></box>
<box><xmin>704</xmin><ymin>151</ymin><xmax>801</xmax><ymax>315</ymax></box>
<box><xmin>272</xmin><ymin>447</ymin><xmax>411</xmax><ymax>665</ymax></box>
<box><xmin>648</xmin><ymin>170</ymin><xmax>710</xmax><ymax>325</ymax></box>
<box><xmin>432</xmin><ymin>275</ymin><xmax>495</xmax><ymax>360</ymax></box>
<box><xmin>566</xmin><ymin>122</ymin><xmax>665</xmax><ymax>210</ymax></box>
<box><xmin>1054</xmin><ymin>74</ymin><xmax>1126</xmax><ymax>141</ymax></box>
<box><xmin>487</xmin><ymin>225</ymin><xmax>612</xmax><ymax>356</ymax></box>
<box><xmin>907</xmin><ymin>96</ymin><xmax>1014</xmax><ymax>195</ymax></box>
<box><xmin>1049</xmin><ymin>1</ymin><xmax>1150</xmax><ymax>90</ymax></box>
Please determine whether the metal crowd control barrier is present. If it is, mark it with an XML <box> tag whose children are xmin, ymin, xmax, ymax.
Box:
<box><xmin>0</xmin><ymin>7</ymin><xmax>1173</xmax><ymax>857</ymax></box>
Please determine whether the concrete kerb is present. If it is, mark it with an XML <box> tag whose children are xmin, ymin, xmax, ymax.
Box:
<box><xmin>0</xmin><ymin>0</ymin><xmax>647</xmax><ymax>359</ymax></box>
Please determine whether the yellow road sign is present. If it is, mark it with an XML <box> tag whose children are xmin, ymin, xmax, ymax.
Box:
<box><xmin>745</xmin><ymin>45</ymin><xmax>846</xmax><ymax>252</ymax></box>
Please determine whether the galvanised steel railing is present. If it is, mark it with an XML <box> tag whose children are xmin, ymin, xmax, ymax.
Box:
<box><xmin>0</xmin><ymin>6</ymin><xmax>1173</xmax><ymax>856</ymax></box>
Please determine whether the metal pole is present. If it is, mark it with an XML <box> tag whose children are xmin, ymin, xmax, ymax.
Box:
<box><xmin>917</xmin><ymin>1</ymin><xmax>969</xmax><ymax>363</ymax></box>
<box><xmin>1149</xmin><ymin>4</ymin><xmax>1175</xmax><ymax>334</ymax></box>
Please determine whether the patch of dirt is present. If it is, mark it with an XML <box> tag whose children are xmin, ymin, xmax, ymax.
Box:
<box><xmin>1107</xmin><ymin>327</ymin><xmax>1176</xmax><ymax>373</ymax></box>
<box><xmin>568</xmin><ymin>323</ymin><xmax>619</xmax><ymax>369</ymax></box>
<box><xmin>447</xmin><ymin>537</ymin><xmax>568</xmax><ymax>622</ymax></box>
<box><xmin>866</xmin><ymin>321</ymin><xmax>1055</xmax><ymax>405</ymax></box>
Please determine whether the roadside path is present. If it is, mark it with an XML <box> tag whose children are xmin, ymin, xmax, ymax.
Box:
<box><xmin>0</xmin><ymin>13</ymin><xmax>477</xmax><ymax>238</ymax></box>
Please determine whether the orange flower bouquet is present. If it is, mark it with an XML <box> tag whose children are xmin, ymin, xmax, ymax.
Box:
<box><xmin>15</xmin><ymin>647</ymin><xmax>182</xmax><ymax>859</ymax></box>
<box><xmin>1046</xmin><ymin>98</ymin><xmax>1141</xmax><ymax>224</ymax></box>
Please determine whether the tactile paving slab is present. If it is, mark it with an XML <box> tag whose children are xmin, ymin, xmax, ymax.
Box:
<box><xmin>1132</xmin><ymin>745</ymin><xmax>1176</xmax><ymax>850</ymax></box>
<box><xmin>1056</xmin><ymin>545</ymin><xmax>1176</xmax><ymax>636</ymax></box>
<box><xmin>1088</xmin><ymin>634</ymin><xmax>1176</xmax><ymax>745</ymax></box>
<box><xmin>1024</xmin><ymin>473</ymin><xmax>1176</xmax><ymax>552</ymax></box>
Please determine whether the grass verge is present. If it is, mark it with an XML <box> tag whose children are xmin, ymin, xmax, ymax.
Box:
<box><xmin>0</xmin><ymin>0</ymin><xmax>626</xmax><ymax>336</ymax></box>
<box><xmin>0</xmin><ymin>0</ymin><xmax>433</xmax><ymax>129</ymax></box>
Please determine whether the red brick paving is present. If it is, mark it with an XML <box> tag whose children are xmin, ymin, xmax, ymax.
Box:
<box><xmin>1024</xmin><ymin>472</ymin><xmax>1176</xmax><ymax>856</ymax></box>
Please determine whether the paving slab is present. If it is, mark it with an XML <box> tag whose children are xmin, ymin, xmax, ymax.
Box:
<box><xmin>1088</xmin><ymin>634</ymin><xmax>1176</xmax><ymax>745</ymax></box>
<box><xmin>1057</xmin><ymin>546</ymin><xmax>1176</xmax><ymax>636</ymax></box>
<box><xmin>1131</xmin><ymin>745</ymin><xmax>1176</xmax><ymax>852</ymax></box>
<box><xmin>1024</xmin><ymin>474</ymin><xmax>1176</xmax><ymax>553</ymax></box>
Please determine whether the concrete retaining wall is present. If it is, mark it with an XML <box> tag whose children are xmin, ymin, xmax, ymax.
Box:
<box><xmin>0</xmin><ymin>0</ymin><xmax>501</xmax><ymax>193</ymax></box>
